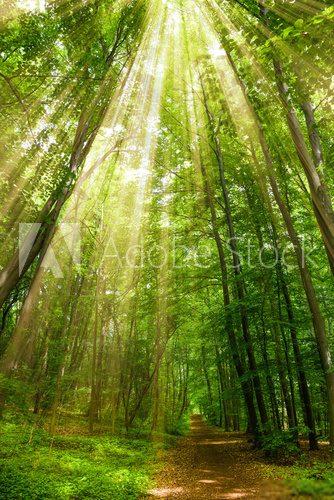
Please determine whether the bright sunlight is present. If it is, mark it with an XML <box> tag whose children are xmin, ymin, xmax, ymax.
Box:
<box><xmin>0</xmin><ymin>0</ymin><xmax>334</xmax><ymax>498</ymax></box>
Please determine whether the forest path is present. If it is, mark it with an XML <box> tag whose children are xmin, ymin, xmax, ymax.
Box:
<box><xmin>146</xmin><ymin>415</ymin><xmax>292</xmax><ymax>499</ymax></box>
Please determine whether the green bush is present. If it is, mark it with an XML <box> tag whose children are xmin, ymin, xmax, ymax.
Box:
<box><xmin>166</xmin><ymin>413</ymin><xmax>190</xmax><ymax>436</ymax></box>
<box><xmin>260</xmin><ymin>429</ymin><xmax>300</xmax><ymax>461</ymax></box>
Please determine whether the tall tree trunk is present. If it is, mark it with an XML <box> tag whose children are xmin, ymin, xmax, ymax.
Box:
<box><xmin>200</xmin><ymin>76</ymin><xmax>268</xmax><ymax>428</ymax></box>
<box><xmin>198</xmin><ymin>151</ymin><xmax>259</xmax><ymax>436</ymax></box>
<box><xmin>258</xmin><ymin>318</ymin><xmax>281</xmax><ymax>430</ymax></box>
<box><xmin>301</xmin><ymin>101</ymin><xmax>324</xmax><ymax>169</ymax></box>
<box><xmin>89</xmin><ymin>289</ymin><xmax>99</xmax><ymax>434</ymax></box>
<box><xmin>0</xmin><ymin>8</ymin><xmax>139</xmax><ymax>310</ymax></box>
<box><xmin>215</xmin><ymin>344</ymin><xmax>229</xmax><ymax>431</ymax></box>
<box><xmin>273</xmin><ymin>60</ymin><xmax>334</xmax><ymax>275</ymax></box>
<box><xmin>202</xmin><ymin>345</ymin><xmax>214</xmax><ymax>421</ymax></box>
<box><xmin>270</xmin><ymin>321</ymin><xmax>296</xmax><ymax>430</ymax></box>
<box><xmin>226</xmin><ymin>48</ymin><xmax>332</xmax><ymax>454</ymax></box>
<box><xmin>275</xmin><ymin>251</ymin><xmax>317</xmax><ymax>449</ymax></box>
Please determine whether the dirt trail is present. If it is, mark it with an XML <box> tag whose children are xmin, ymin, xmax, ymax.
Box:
<box><xmin>147</xmin><ymin>415</ymin><xmax>292</xmax><ymax>499</ymax></box>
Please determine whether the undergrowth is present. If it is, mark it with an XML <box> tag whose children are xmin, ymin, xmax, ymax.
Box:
<box><xmin>285</xmin><ymin>458</ymin><xmax>334</xmax><ymax>498</ymax></box>
<box><xmin>0</xmin><ymin>421</ymin><xmax>156</xmax><ymax>499</ymax></box>
<box><xmin>260</xmin><ymin>429</ymin><xmax>301</xmax><ymax>461</ymax></box>
<box><xmin>261</xmin><ymin>446</ymin><xmax>334</xmax><ymax>498</ymax></box>
<box><xmin>166</xmin><ymin>413</ymin><xmax>190</xmax><ymax>436</ymax></box>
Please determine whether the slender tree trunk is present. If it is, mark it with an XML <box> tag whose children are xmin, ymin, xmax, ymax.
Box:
<box><xmin>49</xmin><ymin>368</ymin><xmax>62</xmax><ymax>437</ymax></box>
<box><xmin>202</xmin><ymin>345</ymin><xmax>214</xmax><ymax>421</ymax></box>
<box><xmin>215</xmin><ymin>345</ymin><xmax>229</xmax><ymax>430</ymax></box>
<box><xmin>301</xmin><ymin>101</ymin><xmax>324</xmax><ymax>169</ymax></box>
<box><xmin>151</xmin><ymin>321</ymin><xmax>163</xmax><ymax>432</ymax></box>
<box><xmin>276</xmin><ymin>254</ymin><xmax>317</xmax><ymax>449</ymax></box>
<box><xmin>200</xmin><ymin>77</ymin><xmax>268</xmax><ymax>428</ymax></box>
<box><xmin>198</xmin><ymin>152</ymin><xmax>259</xmax><ymax>436</ymax></box>
<box><xmin>89</xmin><ymin>288</ymin><xmax>99</xmax><ymax>434</ymax></box>
<box><xmin>273</xmin><ymin>60</ymin><xmax>334</xmax><ymax>274</ymax></box>
<box><xmin>270</xmin><ymin>322</ymin><xmax>296</xmax><ymax>430</ymax></box>
<box><xmin>258</xmin><ymin>319</ymin><xmax>281</xmax><ymax>430</ymax></box>
<box><xmin>226</xmin><ymin>48</ymin><xmax>333</xmax><ymax>454</ymax></box>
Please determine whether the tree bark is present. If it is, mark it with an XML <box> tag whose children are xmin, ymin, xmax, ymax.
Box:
<box><xmin>226</xmin><ymin>48</ymin><xmax>333</xmax><ymax>454</ymax></box>
<box><xmin>0</xmin><ymin>7</ymin><xmax>139</xmax><ymax>310</ymax></box>
<box><xmin>198</xmin><ymin>150</ymin><xmax>259</xmax><ymax>436</ymax></box>
<box><xmin>274</xmin><ymin>60</ymin><xmax>334</xmax><ymax>275</ymax></box>
<box><xmin>200</xmin><ymin>76</ymin><xmax>268</xmax><ymax>429</ymax></box>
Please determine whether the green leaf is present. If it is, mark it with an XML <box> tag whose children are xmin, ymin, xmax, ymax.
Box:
<box><xmin>294</xmin><ymin>19</ymin><xmax>304</xmax><ymax>29</ymax></box>
<box><xmin>281</xmin><ymin>26</ymin><xmax>294</xmax><ymax>39</ymax></box>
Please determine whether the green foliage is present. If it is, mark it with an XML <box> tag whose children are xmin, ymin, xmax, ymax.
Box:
<box><xmin>1</xmin><ymin>1</ymin><xmax>334</xmax><ymax>494</ymax></box>
<box><xmin>262</xmin><ymin>456</ymin><xmax>334</xmax><ymax>497</ymax></box>
<box><xmin>260</xmin><ymin>430</ymin><xmax>301</xmax><ymax>461</ymax></box>
<box><xmin>166</xmin><ymin>413</ymin><xmax>190</xmax><ymax>436</ymax></box>
<box><xmin>0</xmin><ymin>375</ymin><xmax>33</xmax><ymax>416</ymax></box>
<box><xmin>0</xmin><ymin>422</ymin><xmax>155</xmax><ymax>499</ymax></box>
<box><xmin>290</xmin><ymin>477</ymin><xmax>334</xmax><ymax>498</ymax></box>
<box><xmin>282</xmin><ymin>461</ymin><xmax>334</xmax><ymax>497</ymax></box>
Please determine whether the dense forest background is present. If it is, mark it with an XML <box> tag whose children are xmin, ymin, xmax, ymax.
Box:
<box><xmin>0</xmin><ymin>0</ymin><xmax>334</xmax><ymax>498</ymax></box>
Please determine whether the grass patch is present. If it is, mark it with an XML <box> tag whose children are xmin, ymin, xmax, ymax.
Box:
<box><xmin>260</xmin><ymin>452</ymin><xmax>334</xmax><ymax>498</ymax></box>
<box><xmin>287</xmin><ymin>461</ymin><xmax>334</xmax><ymax>498</ymax></box>
<box><xmin>0</xmin><ymin>421</ymin><xmax>156</xmax><ymax>499</ymax></box>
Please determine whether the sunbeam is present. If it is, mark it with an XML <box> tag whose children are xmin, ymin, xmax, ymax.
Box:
<box><xmin>1</xmin><ymin>0</ymin><xmax>334</xmax><ymax>496</ymax></box>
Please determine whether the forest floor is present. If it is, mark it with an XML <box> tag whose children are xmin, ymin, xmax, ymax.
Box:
<box><xmin>0</xmin><ymin>418</ymin><xmax>156</xmax><ymax>499</ymax></box>
<box><xmin>146</xmin><ymin>415</ymin><xmax>294</xmax><ymax>499</ymax></box>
